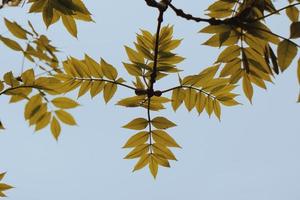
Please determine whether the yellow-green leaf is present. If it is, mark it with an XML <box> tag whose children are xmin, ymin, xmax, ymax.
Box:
<box><xmin>133</xmin><ymin>154</ymin><xmax>150</xmax><ymax>172</ymax></box>
<box><xmin>213</xmin><ymin>100</ymin><xmax>221</xmax><ymax>120</ymax></box>
<box><xmin>103</xmin><ymin>82</ymin><xmax>117</xmax><ymax>103</ymax></box>
<box><xmin>152</xmin><ymin>130</ymin><xmax>181</xmax><ymax>148</ymax></box>
<box><xmin>124</xmin><ymin>144</ymin><xmax>149</xmax><ymax>159</ymax></box>
<box><xmin>151</xmin><ymin>117</ymin><xmax>176</xmax><ymax>129</ymax></box>
<box><xmin>101</xmin><ymin>59</ymin><xmax>118</xmax><ymax>80</ymax></box>
<box><xmin>52</xmin><ymin>97</ymin><xmax>79</xmax><ymax>109</ymax></box>
<box><xmin>171</xmin><ymin>88</ymin><xmax>185</xmax><ymax>111</ymax></box>
<box><xmin>243</xmin><ymin>73</ymin><xmax>253</xmax><ymax>103</ymax></box>
<box><xmin>51</xmin><ymin>116</ymin><xmax>61</xmax><ymax>140</ymax></box>
<box><xmin>149</xmin><ymin>155</ymin><xmax>158</xmax><ymax>178</ymax></box>
<box><xmin>0</xmin><ymin>183</ymin><xmax>13</xmax><ymax>191</ymax></box>
<box><xmin>0</xmin><ymin>173</ymin><xmax>6</xmax><ymax>181</ymax></box>
<box><xmin>277</xmin><ymin>39</ymin><xmax>298</xmax><ymax>71</ymax></box>
<box><xmin>35</xmin><ymin>112</ymin><xmax>51</xmax><ymax>131</ymax></box>
<box><xmin>4</xmin><ymin>18</ymin><xmax>28</xmax><ymax>39</ymax></box>
<box><xmin>43</xmin><ymin>3</ymin><xmax>54</xmax><ymax>27</ymax></box>
<box><xmin>152</xmin><ymin>143</ymin><xmax>177</xmax><ymax>160</ymax></box>
<box><xmin>0</xmin><ymin>35</ymin><xmax>23</xmax><ymax>51</ymax></box>
<box><xmin>123</xmin><ymin>118</ymin><xmax>148</xmax><ymax>130</ymax></box>
<box><xmin>184</xmin><ymin>88</ymin><xmax>197</xmax><ymax>112</ymax></box>
<box><xmin>24</xmin><ymin>94</ymin><xmax>43</xmax><ymax>120</ymax></box>
<box><xmin>123</xmin><ymin>131</ymin><xmax>149</xmax><ymax>148</ymax></box>
<box><xmin>78</xmin><ymin>81</ymin><xmax>91</xmax><ymax>98</ymax></box>
<box><xmin>286</xmin><ymin>6</ymin><xmax>299</xmax><ymax>22</ymax></box>
<box><xmin>90</xmin><ymin>81</ymin><xmax>105</xmax><ymax>98</ymax></box>
<box><xmin>62</xmin><ymin>15</ymin><xmax>78</xmax><ymax>38</ymax></box>
<box><xmin>55</xmin><ymin>110</ymin><xmax>77</xmax><ymax>125</ymax></box>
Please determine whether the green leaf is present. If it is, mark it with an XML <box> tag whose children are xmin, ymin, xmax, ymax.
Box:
<box><xmin>151</xmin><ymin>117</ymin><xmax>176</xmax><ymax>129</ymax></box>
<box><xmin>277</xmin><ymin>39</ymin><xmax>298</xmax><ymax>71</ymax></box>
<box><xmin>123</xmin><ymin>118</ymin><xmax>148</xmax><ymax>130</ymax></box>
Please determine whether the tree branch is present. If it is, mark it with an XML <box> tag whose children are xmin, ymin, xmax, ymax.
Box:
<box><xmin>168</xmin><ymin>3</ymin><xmax>224</xmax><ymax>25</ymax></box>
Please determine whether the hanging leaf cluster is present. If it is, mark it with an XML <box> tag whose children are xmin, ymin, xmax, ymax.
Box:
<box><xmin>201</xmin><ymin>0</ymin><xmax>300</xmax><ymax>102</ymax></box>
<box><xmin>27</xmin><ymin>0</ymin><xmax>92</xmax><ymax>37</ymax></box>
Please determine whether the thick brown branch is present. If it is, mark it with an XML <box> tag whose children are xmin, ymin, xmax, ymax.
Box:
<box><xmin>168</xmin><ymin>3</ymin><xmax>223</xmax><ymax>25</ymax></box>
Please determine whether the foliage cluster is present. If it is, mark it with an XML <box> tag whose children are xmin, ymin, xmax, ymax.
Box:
<box><xmin>0</xmin><ymin>0</ymin><xmax>299</xmax><ymax>196</ymax></box>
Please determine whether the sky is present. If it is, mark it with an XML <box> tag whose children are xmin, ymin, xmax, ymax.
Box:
<box><xmin>0</xmin><ymin>0</ymin><xmax>300</xmax><ymax>200</ymax></box>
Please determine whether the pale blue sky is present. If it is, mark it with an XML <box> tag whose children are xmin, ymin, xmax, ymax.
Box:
<box><xmin>0</xmin><ymin>1</ymin><xmax>300</xmax><ymax>200</ymax></box>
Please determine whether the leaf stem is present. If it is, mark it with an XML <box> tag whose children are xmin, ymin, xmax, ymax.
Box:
<box><xmin>254</xmin><ymin>2</ymin><xmax>300</xmax><ymax>22</ymax></box>
<box><xmin>161</xmin><ymin>85</ymin><xmax>216</xmax><ymax>99</ymax></box>
<box><xmin>0</xmin><ymin>85</ymin><xmax>45</xmax><ymax>96</ymax></box>
<box><xmin>74</xmin><ymin>77</ymin><xmax>136</xmax><ymax>91</ymax></box>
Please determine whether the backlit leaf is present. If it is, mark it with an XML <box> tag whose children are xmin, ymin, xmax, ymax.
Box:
<box><xmin>290</xmin><ymin>22</ymin><xmax>300</xmax><ymax>38</ymax></box>
<box><xmin>123</xmin><ymin>131</ymin><xmax>149</xmax><ymax>148</ymax></box>
<box><xmin>149</xmin><ymin>155</ymin><xmax>158</xmax><ymax>178</ymax></box>
<box><xmin>51</xmin><ymin>116</ymin><xmax>61</xmax><ymax>140</ymax></box>
<box><xmin>52</xmin><ymin>97</ymin><xmax>79</xmax><ymax>109</ymax></box>
<box><xmin>0</xmin><ymin>35</ymin><xmax>23</xmax><ymax>51</ymax></box>
<box><xmin>152</xmin><ymin>130</ymin><xmax>181</xmax><ymax>148</ymax></box>
<box><xmin>277</xmin><ymin>39</ymin><xmax>298</xmax><ymax>71</ymax></box>
<box><xmin>151</xmin><ymin>117</ymin><xmax>176</xmax><ymax>129</ymax></box>
<box><xmin>103</xmin><ymin>82</ymin><xmax>117</xmax><ymax>103</ymax></box>
<box><xmin>124</xmin><ymin>144</ymin><xmax>149</xmax><ymax>159</ymax></box>
<box><xmin>123</xmin><ymin>118</ymin><xmax>148</xmax><ymax>130</ymax></box>
<box><xmin>62</xmin><ymin>15</ymin><xmax>77</xmax><ymax>38</ymax></box>
<box><xmin>243</xmin><ymin>73</ymin><xmax>253</xmax><ymax>103</ymax></box>
<box><xmin>4</xmin><ymin>18</ymin><xmax>28</xmax><ymax>39</ymax></box>
<box><xmin>133</xmin><ymin>154</ymin><xmax>150</xmax><ymax>172</ymax></box>
<box><xmin>55</xmin><ymin>110</ymin><xmax>77</xmax><ymax>125</ymax></box>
